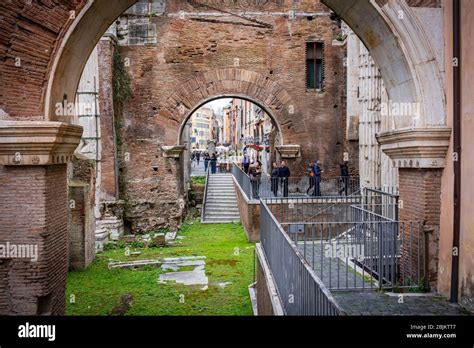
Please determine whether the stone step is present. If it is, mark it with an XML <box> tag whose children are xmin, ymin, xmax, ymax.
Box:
<box><xmin>204</xmin><ymin>214</ymin><xmax>240</xmax><ymax>221</ymax></box>
<box><xmin>207</xmin><ymin>190</ymin><xmax>236</xmax><ymax>194</ymax></box>
<box><xmin>202</xmin><ymin>219</ymin><xmax>241</xmax><ymax>224</ymax></box>
<box><xmin>206</xmin><ymin>191</ymin><xmax>237</xmax><ymax>199</ymax></box>
<box><xmin>205</xmin><ymin>207</ymin><xmax>239</xmax><ymax>213</ymax></box>
<box><xmin>206</xmin><ymin>202</ymin><xmax>238</xmax><ymax>207</ymax></box>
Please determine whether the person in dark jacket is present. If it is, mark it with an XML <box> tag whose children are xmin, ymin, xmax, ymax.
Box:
<box><xmin>196</xmin><ymin>151</ymin><xmax>201</xmax><ymax>165</ymax></box>
<box><xmin>271</xmin><ymin>162</ymin><xmax>280</xmax><ymax>197</ymax></box>
<box><xmin>204</xmin><ymin>152</ymin><xmax>210</xmax><ymax>172</ymax></box>
<box><xmin>339</xmin><ymin>161</ymin><xmax>350</xmax><ymax>195</ymax></box>
<box><xmin>249</xmin><ymin>161</ymin><xmax>262</xmax><ymax>199</ymax></box>
<box><xmin>306</xmin><ymin>161</ymin><xmax>316</xmax><ymax>195</ymax></box>
<box><xmin>312</xmin><ymin>160</ymin><xmax>323</xmax><ymax>196</ymax></box>
<box><xmin>279</xmin><ymin>161</ymin><xmax>291</xmax><ymax>197</ymax></box>
<box><xmin>242</xmin><ymin>154</ymin><xmax>250</xmax><ymax>174</ymax></box>
<box><xmin>210</xmin><ymin>153</ymin><xmax>217</xmax><ymax>174</ymax></box>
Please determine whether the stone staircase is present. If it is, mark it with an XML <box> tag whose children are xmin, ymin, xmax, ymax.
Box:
<box><xmin>202</xmin><ymin>173</ymin><xmax>241</xmax><ymax>223</ymax></box>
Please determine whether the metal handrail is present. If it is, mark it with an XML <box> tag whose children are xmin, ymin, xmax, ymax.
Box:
<box><xmin>200</xmin><ymin>165</ymin><xmax>211</xmax><ymax>222</ymax></box>
<box><xmin>260</xmin><ymin>199</ymin><xmax>346</xmax><ymax>315</ymax></box>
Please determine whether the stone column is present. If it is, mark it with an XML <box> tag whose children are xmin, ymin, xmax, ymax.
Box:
<box><xmin>98</xmin><ymin>34</ymin><xmax>119</xmax><ymax>201</ymax></box>
<box><xmin>378</xmin><ymin>128</ymin><xmax>451</xmax><ymax>290</ymax></box>
<box><xmin>0</xmin><ymin>121</ymin><xmax>82</xmax><ymax>315</ymax></box>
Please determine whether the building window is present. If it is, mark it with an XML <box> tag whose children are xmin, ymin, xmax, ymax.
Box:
<box><xmin>306</xmin><ymin>41</ymin><xmax>324</xmax><ymax>90</ymax></box>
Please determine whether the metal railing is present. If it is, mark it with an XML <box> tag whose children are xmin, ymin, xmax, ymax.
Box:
<box><xmin>263</xmin><ymin>191</ymin><xmax>426</xmax><ymax>291</ymax></box>
<box><xmin>232</xmin><ymin>163</ymin><xmax>252</xmax><ymax>199</ymax></box>
<box><xmin>200</xmin><ymin>165</ymin><xmax>211</xmax><ymax>222</ymax></box>
<box><xmin>260</xmin><ymin>200</ymin><xmax>346</xmax><ymax>315</ymax></box>
<box><xmin>362</xmin><ymin>187</ymin><xmax>399</xmax><ymax>221</ymax></box>
<box><xmin>231</xmin><ymin>163</ymin><xmax>360</xmax><ymax>200</ymax></box>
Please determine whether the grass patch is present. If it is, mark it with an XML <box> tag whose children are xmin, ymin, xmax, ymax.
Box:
<box><xmin>66</xmin><ymin>221</ymin><xmax>255</xmax><ymax>316</ymax></box>
<box><xmin>191</xmin><ymin>176</ymin><xmax>206</xmax><ymax>186</ymax></box>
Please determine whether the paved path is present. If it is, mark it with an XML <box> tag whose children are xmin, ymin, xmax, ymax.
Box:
<box><xmin>191</xmin><ymin>159</ymin><xmax>206</xmax><ymax>177</ymax></box>
<box><xmin>333</xmin><ymin>291</ymin><xmax>472</xmax><ymax>315</ymax></box>
<box><xmin>296</xmin><ymin>241</ymin><xmax>374</xmax><ymax>290</ymax></box>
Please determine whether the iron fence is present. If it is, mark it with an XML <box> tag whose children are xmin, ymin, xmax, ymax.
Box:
<box><xmin>232</xmin><ymin>163</ymin><xmax>252</xmax><ymax>199</ymax></box>
<box><xmin>263</xmin><ymin>191</ymin><xmax>426</xmax><ymax>291</ymax></box>
<box><xmin>260</xmin><ymin>200</ymin><xmax>346</xmax><ymax>315</ymax></box>
<box><xmin>231</xmin><ymin>163</ymin><xmax>360</xmax><ymax>200</ymax></box>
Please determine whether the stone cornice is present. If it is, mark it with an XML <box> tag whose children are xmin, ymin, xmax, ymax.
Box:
<box><xmin>276</xmin><ymin>145</ymin><xmax>301</xmax><ymax>159</ymax></box>
<box><xmin>377</xmin><ymin>127</ymin><xmax>452</xmax><ymax>169</ymax></box>
<box><xmin>161</xmin><ymin>145</ymin><xmax>186</xmax><ymax>158</ymax></box>
<box><xmin>0</xmin><ymin>121</ymin><xmax>83</xmax><ymax>165</ymax></box>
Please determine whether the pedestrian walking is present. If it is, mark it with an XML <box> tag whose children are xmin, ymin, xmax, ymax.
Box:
<box><xmin>271</xmin><ymin>162</ymin><xmax>280</xmax><ymax>197</ymax></box>
<box><xmin>339</xmin><ymin>161</ymin><xmax>349</xmax><ymax>196</ymax></box>
<box><xmin>312</xmin><ymin>160</ymin><xmax>323</xmax><ymax>196</ymax></box>
<box><xmin>306</xmin><ymin>162</ymin><xmax>315</xmax><ymax>195</ymax></box>
<box><xmin>204</xmin><ymin>152</ymin><xmax>210</xmax><ymax>172</ymax></box>
<box><xmin>196</xmin><ymin>151</ymin><xmax>201</xmax><ymax>165</ymax></box>
<box><xmin>242</xmin><ymin>154</ymin><xmax>250</xmax><ymax>174</ymax></box>
<box><xmin>249</xmin><ymin>161</ymin><xmax>262</xmax><ymax>199</ymax></box>
<box><xmin>210</xmin><ymin>153</ymin><xmax>217</xmax><ymax>174</ymax></box>
<box><xmin>279</xmin><ymin>161</ymin><xmax>290</xmax><ymax>197</ymax></box>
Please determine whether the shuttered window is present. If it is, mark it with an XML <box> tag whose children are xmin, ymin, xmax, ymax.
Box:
<box><xmin>306</xmin><ymin>42</ymin><xmax>324</xmax><ymax>90</ymax></box>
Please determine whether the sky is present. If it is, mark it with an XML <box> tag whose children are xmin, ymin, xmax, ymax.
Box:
<box><xmin>206</xmin><ymin>98</ymin><xmax>232</xmax><ymax>114</ymax></box>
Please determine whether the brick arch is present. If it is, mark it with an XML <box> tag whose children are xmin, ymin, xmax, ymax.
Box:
<box><xmin>0</xmin><ymin>0</ymin><xmax>445</xmax><ymax>129</ymax></box>
<box><xmin>322</xmin><ymin>0</ymin><xmax>446</xmax><ymax>128</ymax></box>
<box><xmin>158</xmin><ymin>68</ymin><xmax>291</xmax><ymax>145</ymax></box>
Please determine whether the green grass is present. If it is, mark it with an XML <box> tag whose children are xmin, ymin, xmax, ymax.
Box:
<box><xmin>191</xmin><ymin>176</ymin><xmax>206</xmax><ymax>186</ymax></box>
<box><xmin>66</xmin><ymin>221</ymin><xmax>255</xmax><ymax>316</ymax></box>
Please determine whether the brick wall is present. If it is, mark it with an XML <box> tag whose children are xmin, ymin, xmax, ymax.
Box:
<box><xmin>68</xmin><ymin>156</ymin><xmax>96</xmax><ymax>270</ymax></box>
<box><xmin>0</xmin><ymin>164</ymin><xmax>68</xmax><ymax>315</ymax></box>
<box><xmin>399</xmin><ymin>168</ymin><xmax>442</xmax><ymax>289</ymax></box>
<box><xmin>0</xmin><ymin>0</ymin><xmax>87</xmax><ymax>118</ymax></box>
<box><xmin>114</xmin><ymin>0</ymin><xmax>347</xmax><ymax>232</ymax></box>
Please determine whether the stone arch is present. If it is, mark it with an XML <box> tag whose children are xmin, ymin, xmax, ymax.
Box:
<box><xmin>177</xmin><ymin>94</ymin><xmax>284</xmax><ymax>146</ymax></box>
<box><xmin>158</xmin><ymin>68</ymin><xmax>290</xmax><ymax>146</ymax></box>
<box><xmin>322</xmin><ymin>0</ymin><xmax>446</xmax><ymax>128</ymax></box>
<box><xmin>0</xmin><ymin>0</ymin><xmax>445</xmax><ymax>130</ymax></box>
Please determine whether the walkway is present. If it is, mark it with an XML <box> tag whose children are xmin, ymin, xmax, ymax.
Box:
<box><xmin>191</xmin><ymin>159</ymin><xmax>206</xmax><ymax>177</ymax></box>
<box><xmin>333</xmin><ymin>291</ymin><xmax>471</xmax><ymax>316</ymax></box>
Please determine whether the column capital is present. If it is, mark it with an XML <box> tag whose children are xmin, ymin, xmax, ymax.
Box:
<box><xmin>276</xmin><ymin>144</ymin><xmax>301</xmax><ymax>159</ymax></box>
<box><xmin>377</xmin><ymin>127</ymin><xmax>452</xmax><ymax>169</ymax></box>
<box><xmin>0</xmin><ymin>121</ymin><xmax>83</xmax><ymax>166</ymax></box>
<box><xmin>161</xmin><ymin>145</ymin><xmax>186</xmax><ymax>158</ymax></box>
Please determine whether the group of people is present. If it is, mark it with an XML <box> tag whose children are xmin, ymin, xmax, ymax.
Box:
<box><xmin>191</xmin><ymin>151</ymin><xmax>219</xmax><ymax>174</ymax></box>
<box><xmin>243</xmin><ymin>158</ymin><xmax>350</xmax><ymax>199</ymax></box>
<box><xmin>271</xmin><ymin>161</ymin><xmax>291</xmax><ymax>197</ymax></box>
<box><xmin>245</xmin><ymin>160</ymin><xmax>291</xmax><ymax>199</ymax></box>
<box><xmin>305</xmin><ymin>160</ymin><xmax>350</xmax><ymax>197</ymax></box>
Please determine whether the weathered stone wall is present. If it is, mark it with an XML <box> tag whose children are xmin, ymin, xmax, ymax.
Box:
<box><xmin>0</xmin><ymin>164</ymin><xmax>68</xmax><ymax>315</ymax></box>
<box><xmin>0</xmin><ymin>0</ymin><xmax>87</xmax><ymax>118</ymax></box>
<box><xmin>115</xmin><ymin>0</ymin><xmax>347</xmax><ymax>232</ymax></box>
<box><xmin>68</xmin><ymin>156</ymin><xmax>96</xmax><ymax>270</ymax></box>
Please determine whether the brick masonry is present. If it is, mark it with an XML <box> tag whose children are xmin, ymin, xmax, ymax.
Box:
<box><xmin>114</xmin><ymin>0</ymin><xmax>348</xmax><ymax>232</ymax></box>
<box><xmin>0</xmin><ymin>164</ymin><xmax>68</xmax><ymax>315</ymax></box>
<box><xmin>68</xmin><ymin>156</ymin><xmax>96</xmax><ymax>270</ymax></box>
<box><xmin>399</xmin><ymin>168</ymin><xmax>442</xmax><ymax>289</ymax></box>
<box><xmin>0</xmin><ymin>0</ymin><xmax>87</xmax><ymax>118</ymax></box>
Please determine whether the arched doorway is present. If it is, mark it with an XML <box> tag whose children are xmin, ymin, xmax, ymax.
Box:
<box><xmin>0</xmin><ymin>0</ymin><xmax>453</xmax><ymax>315</ymax></box>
